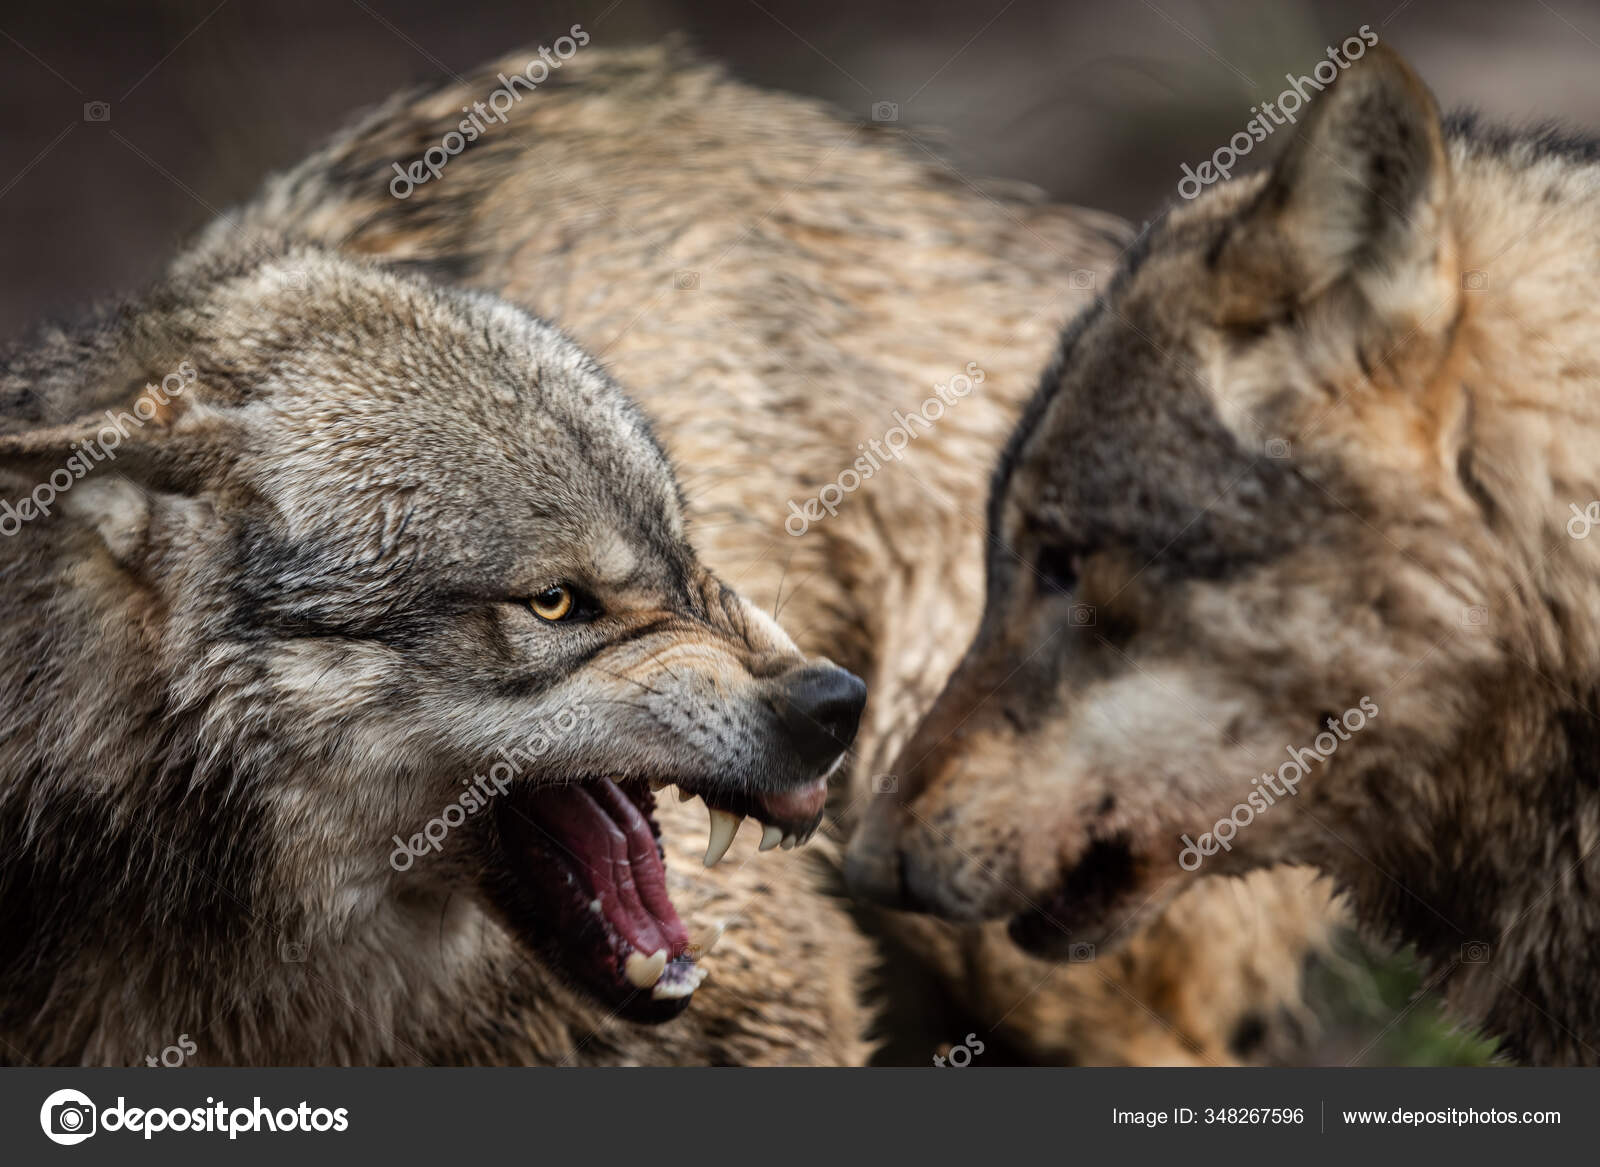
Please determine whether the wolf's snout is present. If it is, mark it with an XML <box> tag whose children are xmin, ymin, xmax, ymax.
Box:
<box><xmin>844</xmin><ymin>757</ymin><xmax>921</xmax><ymax>910</ymax></box>
<box><xmin>767</xmin><ymin>664</ymin><xmax>867</xmax><ymax>770</ymax></box>
<box><xmin>845</xmin><ymin>815</ymin><xmax>978</xmax><ymax>916</ymax></box>
<box><xmin>843</xmin><ymin>821</ymin><xmax>908</xmax><ymax>909</ymax></box>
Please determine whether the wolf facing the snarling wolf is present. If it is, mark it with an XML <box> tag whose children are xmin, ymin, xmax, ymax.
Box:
<box><xmin>0</xmin><ymin>43</ymin><xmax>1332</xmax><ymax>1065</ymax></box>
<box><xmin>852</xmin><ymin>43</ymin><xmax>1600</xmax><ymax>1064</ymax></box>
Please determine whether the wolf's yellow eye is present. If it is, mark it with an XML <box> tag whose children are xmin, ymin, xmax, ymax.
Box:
<box><xmin>530</xmin><ymin>586</ymin><xmax>575</xmax><ymax>622</ymax></box>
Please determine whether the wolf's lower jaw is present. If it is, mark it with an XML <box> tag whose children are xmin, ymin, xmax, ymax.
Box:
<box><xmin>491</xmin><ymin>772</ymin><xmax>830</xmax><ymax>1021</ymax></box>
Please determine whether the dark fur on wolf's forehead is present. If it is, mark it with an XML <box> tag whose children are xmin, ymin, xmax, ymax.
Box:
<box><xmin>986</xmin><ymin>209</ymin><xmax>1326</xmax><ymax>583</ymax></box>
<box><xmin>167</xmin><ymin>244</ymin><xmax>692</xmax><ymax>600</ymax></box>
<box><xmin>983</xmin><ymin>103</ymin><xmax>1598</xmax><ymax>579</ymax></box>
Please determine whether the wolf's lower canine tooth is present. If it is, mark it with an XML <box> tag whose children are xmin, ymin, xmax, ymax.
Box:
<box><xmin>653</xmin><ymin>963</ymin><xmax>710</xmax><ymax>999</ymax></box>
<box><xmin>759</xmin><ymin>824</ymin><xmax>784</xmax><ymax>852</ymax></box>
<box><xmin>625</xmin><ymin>948</ymin><xmax>668</xmax><ymax>988</ymax></box>
<box><xmin>703</xmin><ymin>807</ymin><xmax>741</xmax><ymax>866</ymax></box>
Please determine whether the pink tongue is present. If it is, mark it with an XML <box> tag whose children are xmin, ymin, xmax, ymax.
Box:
<box><xmin>757</xmin><ymin>778</ymin><xmax>828</xmax><ymax>825</ymax></box>
<box><xmin>528</xmin><ymin>781</ymin><xmax>689</xmax><ymax>960</ymax></box>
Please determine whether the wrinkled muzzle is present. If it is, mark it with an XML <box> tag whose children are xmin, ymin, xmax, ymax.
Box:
<box><xmin>477</xmin><ymin>648</ymin><xmax>868</xmax><ymax>1022</ymax></box>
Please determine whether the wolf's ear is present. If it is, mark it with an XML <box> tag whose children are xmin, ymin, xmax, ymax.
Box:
<box><xmin>0</xmin><ymin>369</ymin><xmax>211</xmax><ymax>497</ymax></box>
<box><xmin>1220</xmin><ymin>45</ymin><xmax>1454</xmax><ymax>337</ymax></box>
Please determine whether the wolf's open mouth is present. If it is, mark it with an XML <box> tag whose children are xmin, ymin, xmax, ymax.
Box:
<box><xmin>489</xmin><ymin>770</ymin><xmax>831</xmax><ymax>1022</ymax></box>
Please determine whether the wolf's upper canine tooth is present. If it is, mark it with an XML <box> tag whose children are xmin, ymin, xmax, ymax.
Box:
<box><xmin>677</xmin><ymin>786</ymin><xmax>694</xmax><ymax>803</ymax></box>
<box><xmin>759</xmin><ymin>824</ymin><xmax>784</xmax><ymax>852</ymax></box>
<box><xmin>625</xmin><ymin>948</ymin><xmax>668</xmax><ymax>988</ymax></box>
<box><xmin>703</xmin><ymin>807</ymin><xmax>741</xmax><ymax>867</ymax></box>
<box><xmin>780</xmin><ymin>834</ymin><xmax>797</xmax><ymax>850</ymax></box>
<box><xmin>648</xmin><ymin>779</ymin><xmax>667</xmax><ymax>792</ymax></box>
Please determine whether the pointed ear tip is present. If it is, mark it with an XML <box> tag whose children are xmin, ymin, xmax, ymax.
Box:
<box><xmin>1349</xmin><ymin>43</ymin><xmax>1437</xmax><ymax>108</ymax></box>
<box><xmin>1360</xmin><ymin>41</ymin><xmax>1413</xmax><ymax>70</ymax></box>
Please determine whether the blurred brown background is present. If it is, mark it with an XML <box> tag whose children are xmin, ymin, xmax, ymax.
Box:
<box><xmin>2</xmin><ymin>0</ymin><xmax>1597</xmax><ymax>340</ymax></box>
<box><xmin>2</xmin><ymin>0</ymin><xmax>1554</xmax><ymax>1064</ymax></box>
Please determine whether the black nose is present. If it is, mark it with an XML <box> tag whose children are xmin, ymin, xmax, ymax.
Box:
<box><xmin>770</xmin><ymin>664</ymin><xmax>868</xmax><ymax>770</ymax></box>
